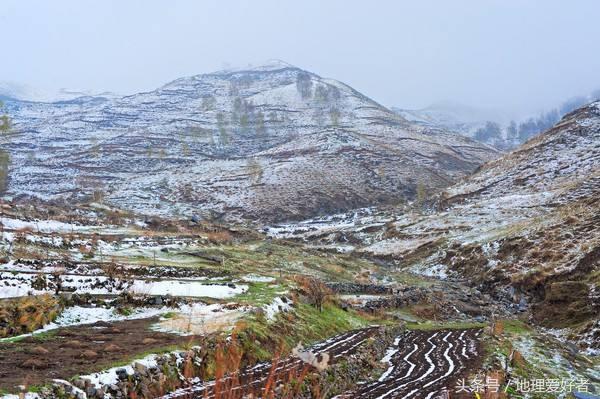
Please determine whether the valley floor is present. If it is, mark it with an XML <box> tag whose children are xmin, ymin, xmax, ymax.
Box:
<box><xmin>0</xmin><ymin>202</ymin><xmax>597</xmax><ymax>398</ymax></box>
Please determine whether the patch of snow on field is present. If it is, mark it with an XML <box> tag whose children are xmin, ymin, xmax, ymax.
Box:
<box><xmin>242</xmin><ymin>275</ymin><xmax>276</xmax><ymax>283</ymax></box>
<box><xmin>0</xmin><ymin>306</ymin><xmax>168</xmax><ymax>342</ymax></box>
<box><xmin>409</xmin><ymin>263</ymin><xmax>448</xmax><ymax>279</ymax></box>
<box><xmin>0</xmin><ymin>394</ymin><xmax>40</xmax><ymax>399</ymax></box>
<box><xmin>0</xmin><ymin>271</ymin><xmax>247</xmax><ymax>299</ymax></box>
<box><xmin>80</xmin><ymin>353</ymin><xmax>159</xmax><ymax>388</ymax></box>
<box><xmin>262</xmin><ymin>297</ymin><xmax>292</xmax><ymax>320</ymax></box>
<box><xmin>0</xmin><ymin>217</ymin><xmax>98</xmax><ymax>233</ymax></box>
<box><xmin>55</xmin><ymin>306</ymin><xmax>167</xmax><ymax>327</ymax></box>
<box><xmin>129</xmin><ymin>280</ymin><xmax>247</xmax><ymax>298</ymax></box>
<box><xmin>154</xmin><ymin>303</ymin><xmax>245</xmax><ymax>335</ymax></box>
<box><xmin>511</xmin><ymin>335</ymin><xmax>596</xmax><ymax>381</ymax></box>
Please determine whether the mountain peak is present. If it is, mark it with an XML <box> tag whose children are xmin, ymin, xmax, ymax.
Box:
<box><xmin>215</xmin><ymin>59</ymin><xmax>300</xmax><ymax>75</ymax></box>
<box><xmin>251</xmin><ymin>59</ymin><xmax>297</xmax><ymax>71</ymax></box>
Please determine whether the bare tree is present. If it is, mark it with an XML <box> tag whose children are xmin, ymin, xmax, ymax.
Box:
<box><xmin>246</xmin><ymin>158</ymin><xmax>263</xmax><ymax>184</ymax></box>
<box><xmin>0</xmin><ymin>101</ymin><xmax>10</xmax><ymax>133</ymax></box>
<box><xmin>51</xmin><ymin>267</ymin><xmax>66</xmax><ymax>295</ymax></box>
<box><xmin>0</xmin><ymin>101</ymin><xmax>11</xmax><ymax>194</ymax></box>
<box><xmin>296</xmin><ymin>72</ymin><xmax>313</xmax><ymax>99</ymax></box>
<box><xmin>416</xmin><ymin>182</ymin><xmax>427</xmax><ymax>205</ymax></box>
<box><xmin>299</xmin><ymin>276</ymin><xmax>332</xmax><ymax>312</ymax></box>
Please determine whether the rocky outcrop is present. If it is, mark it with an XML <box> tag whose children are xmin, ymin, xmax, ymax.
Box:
<box><xmin>54</xmin><ymin>347</ymin><xmax>208</xmax><ymax>399</ymax></box>
<box><xmin>326</xmin><ymin>282</ymin><xmax>393</xmax><ymax>295</ymax></box>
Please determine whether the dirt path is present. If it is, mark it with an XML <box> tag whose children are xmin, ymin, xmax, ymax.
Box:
<box><xmin>0</xmin><ymin>317</ymin><xmax>201</xmax><ymax>392</ymax></box>
<box><xmin>159</xmin><ymin>326</ymin><xmax>380</xmax><ymax>399</ymax></box>
<box><xmin>336</xmin><ymin>328</ymin><xmax>482</xmax><ymax>399</ymax></box>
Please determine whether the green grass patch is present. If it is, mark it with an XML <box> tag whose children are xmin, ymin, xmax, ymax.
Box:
<box><xmin>501</xmin><ymin>319</ymin><xmax>532</xmax><ymax>335</ymax></box>
<box><xmin>2</xmin><ymin>328</ymin><xmax>60</xmax><ymax>343</ymax></box>
<box><xmin>236</xmin><ymin>282</ymin><xmax>285</xmax><ymax>306</ymax></box>
<box><xmin>236</xmin><ymin>302</ymin><xmax>384</xmax><ymax>364</ymax></box>
<box><xmin>161</xmin><ymin>311</ymin><xmax>178</xmax><ymax>319</ymax></box>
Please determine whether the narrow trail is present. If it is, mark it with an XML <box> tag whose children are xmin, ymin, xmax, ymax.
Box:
<box><xmin>336</xmin><ymin>328</ymin><xmax>482</xmax><ymax>399</ymax></box>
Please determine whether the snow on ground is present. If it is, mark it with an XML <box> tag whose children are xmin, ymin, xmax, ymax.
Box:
<box><xmin>0</xmin><ymin>305</ymin><xmax>169</xmax><ymax>342</ymax></box>
<box><xmin>241</xmin><ymin>275</ymin><xmax>276</xmax><ymax>283</ymax></box>
<box><xmin>0</xmin><ymin>393</ymin><xmax>40</xmax><ymax>399</ymax></box>
<box><xmin>128</xmin><ymin>279</ymin><xmax>247</xmax><ymax>298</ymax></box>
<box><xmin>79</xmin><ymin>353</ymin><xmax>161</xmax><ymax>389</ymax></box>
<box><xmin>408</xmin><ymin>263</ymin><xmax>449</xmax><ymax>279</ymax></box>
<box><xmin>362</xmin><ymin>237</ymin><xmax>434</xmax><ymax>256</ymax></box>
<box><xmin>511</xmin><ymin>335</ymin><xmax>595</xmax><ymax>381</ymax></box>
<box><xmin>0</xmin><ymin>217</ymin><xmax>98</xmax><ymax>233</ymax></box>
<box><xmin>262</xmin><ymin>296</ymin><xmax>292</xmax><ymax>320</ymax></box>
<box><xmin>154</xmin><ymin>303</ymin><xmax>246</xmax><ymax>335</ymax></box>
<box><xmin>0</xmin><ymin>271</ymin><xmax>247</xmax><ymax>299</ymax></box>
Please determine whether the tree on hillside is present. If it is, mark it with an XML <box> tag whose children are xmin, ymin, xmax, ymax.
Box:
<box><xmin>329</xmin><ymin>107</ymin><xmax>340</xmax><ymax>126</ymax></box>
<box><xmin>246</xmin><ymin>158</ymin><xmax>263</xmax><ymax>184</ymax></box>
<box><xmin>474</xmin><ymin>121</ymin><xmax>502</xmax><ymax>143</ymax></box>
<box><xmin>0</xmin><ymin>103</ymin><xmax>10</xmax><ymax>133</ymax></box>
<box><xmin>0</xmin><ymin>151</ymin><xmax>9</xmax><ymax>195</ymax></box>
<box><xmin>559</xmin><ymin>96</ymin><xmax>588</xmax><ymax>116</ymax></box>
<box><xmin>181</xmin><ymin>142</ymin><xmax>191</xmax><ymax>157</ymax></box>
<box><xmin>201</xmin><ymin>95</ymin><xmax>216</xmax><ymax>111</ymax></box>
<box><xmin>314</xmin><ymin>84</ymin><xmax>341</xmax><ymax>105</ymax></box>
<box><xmin>518</xmin><ymin>118</ymin><xmax>536</xmax><ymax>142</ymax></box>
<box><xmin>416</xmin><ymin>182</ymin><xmax>427</xmax><ymax>205</ymax></box>
<box><xmin>314</xmin><ymin>85</ymin><xmax>329</xmax><ymax>103</ymax></box>
<box><xmin>216</xmin><ymin>112</ymin><xmax>229</xmax><ymax>145</ymax></box>
<box><xmin>535</xmin><ymin>109</ymin><xmax>560</xmax><ymax>133</ymax></box>
<box><xmin>296</xmin><ymin>72</ymin><xmax>313</xmax><ymax>99</ymax></box>
<box><xmin>299</xmin><ymin>276</ymin><xmax>331</xmax><ymax>312</ymax></box>
<box><xmin>0</xmin><ymin>101</ymin><xmax>11</xmax><ymax>194</ymax></box>
<box><xmin>255</xmin><ymin>111</ymin><xmax>266</xmax><ymax>136</ymax></box>
<box><xmin>507</xmin><ymin>120</ymin><xmax>518</xmax><ymax>141</ymax></box>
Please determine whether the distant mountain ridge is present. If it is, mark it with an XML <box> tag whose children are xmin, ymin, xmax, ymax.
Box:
<box><xmin>4</xmin><ymin>62</ymin><xmax>499</xmax><ymax>222</ymax></box>
<box><xmin>394</xmin><ymin>92</ymin><xmax>600</xmax><ymax>150</ymax></box>
<box><xmin>0</xmin><ymin>81</ymin><xmax>120</xmax><ymax>103</ymax></box>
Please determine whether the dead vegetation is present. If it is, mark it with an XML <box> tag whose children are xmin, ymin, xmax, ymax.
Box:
<box><xmin>295</xmin><ymin>276</ymin><xmax>333</xmax><ymax>312</ymax></box>
<box><xmin>0</xmin><ymin>294</ymin><xmax>62</xmax><ymax>338</ymax></box>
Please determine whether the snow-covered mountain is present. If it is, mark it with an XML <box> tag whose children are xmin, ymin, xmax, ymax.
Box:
<box><xmin>394</xmin><ymin>93</ymin><xmax>600</xmax><ymax>150</ymax></box>
<box><xmin>393</xmin><ymin>101</ymin><xmax>507</xmax><ymax>129</ymax></box>
<box><xmin>393</xmin><ymin>102</ymin><xmax>517</xmax><ymax>149</ymax></box>
<box><xmin>0</xmin><ymin>81</ymin><xmax>119</xmax><ymax>103</ymax></box>
<box><xmin>4</xmin><ymin>61</ymin><xmax>499</xmax><ymax>222</ymax></box>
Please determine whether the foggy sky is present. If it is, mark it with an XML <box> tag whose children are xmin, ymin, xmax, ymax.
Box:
<box><xmin>2</xmin><ymin>0</ymin><xmax>600</xmax><ymax>116</ymax></box>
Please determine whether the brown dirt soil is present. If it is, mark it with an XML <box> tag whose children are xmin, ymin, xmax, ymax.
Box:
<box><xmin>0</xmin><ymin>317</ymin><xmax>201</xmax><ymax>392</ymax></box>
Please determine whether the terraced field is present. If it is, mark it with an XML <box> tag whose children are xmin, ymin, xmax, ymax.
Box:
<box><xmin>337</xmin><ymin>329</ymin><xmax>482</xmax><ymax>399</ymax></box>
<box><xmin>160</xmin><ymin>328</ymin><xmax>482</xmax><ymax>399</ymax></box>
<box><xmin>160</xmin><ymin>327</ymin><xmax>380</xmax><ymax>399</ymax></box>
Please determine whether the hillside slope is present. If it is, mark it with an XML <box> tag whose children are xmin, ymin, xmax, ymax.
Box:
<box><xmin>268</xmin><ymin>102</ymin><xmax>600</xmax><ymax>350</ymax></box>
<box><xmin>4</xmin><ymin>61</ymin><xmax>498</xmax><ymax>222</ymax></box>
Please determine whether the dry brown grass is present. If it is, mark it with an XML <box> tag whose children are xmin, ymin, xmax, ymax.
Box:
<box><xmin>294</xmin><ymin>275</ymin><xmax>333</xmax><ymax>312</ymax></box>
<box><xmin>0</xmin><ymin>294</ymin><xmax>62</xmax><ymax>338</ymax></box>
<box><xmin>204</xmin><ymin>230</ymin><xmax>234</xmax><ymax>244</ymax></box>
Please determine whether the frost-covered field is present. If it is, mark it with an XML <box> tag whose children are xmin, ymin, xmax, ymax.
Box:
<box><xmin>0</xmin><ymin>270</ymin><xmax>247</xmax><ymax>299</ymax></box>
